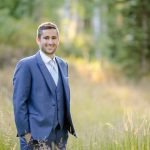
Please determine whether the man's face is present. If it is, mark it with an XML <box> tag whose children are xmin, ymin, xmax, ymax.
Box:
<box><xmin>37</xmin><ymin>29</ymin><xmax>59</xmax><ymax>57</ymax></box>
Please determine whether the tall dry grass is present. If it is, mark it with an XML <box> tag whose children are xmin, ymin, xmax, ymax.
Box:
<box><xmin>0</xmin><ymin>60</ymin><xmax>150</xmax><ymax>150</ymax></box>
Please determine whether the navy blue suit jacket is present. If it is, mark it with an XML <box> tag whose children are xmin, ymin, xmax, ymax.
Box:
<box><xmin>13</xmin><ymin>51</ymin><xmax>76</xmax><ymax>139</ymax></box>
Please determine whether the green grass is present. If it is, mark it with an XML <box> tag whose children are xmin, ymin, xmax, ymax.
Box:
<box><xmin>0</xmin><ymin>62</ymin><xmax>150</xmax><ymax>150</ymax></box>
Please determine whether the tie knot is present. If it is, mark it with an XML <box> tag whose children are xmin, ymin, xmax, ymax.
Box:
<box><xmin>48</xmin><ymin>59</ymin><xmax>54</xmax><ymax>65</ymax></box>
<box><xmin>48</xmin><ymin>59</ymin><xmax>57</xmax><ymax>72</ymax></box>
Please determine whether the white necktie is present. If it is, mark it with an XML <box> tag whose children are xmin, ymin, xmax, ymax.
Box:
<box><xmin>48</xmin><ymin>60</ymin><xmax>58</xmax><ymax>85</ymax></box>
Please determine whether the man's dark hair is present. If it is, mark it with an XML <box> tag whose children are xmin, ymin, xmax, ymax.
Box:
<box><xmin>37</xmin><ymin>22</ymin><xmax>59</xmax><ymax>39</ymax></box>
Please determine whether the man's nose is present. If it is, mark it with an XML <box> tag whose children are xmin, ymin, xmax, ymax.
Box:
<box><xmin>48</xmin><ymin>39</ymin><xmax>53</xmax><ymax>44</ymax></box>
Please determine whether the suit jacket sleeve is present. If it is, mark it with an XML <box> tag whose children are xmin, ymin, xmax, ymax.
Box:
<box><xmin>13</xmin><ymin>60</ymin><xmax>31</xmax><ymax>137</ymax></box>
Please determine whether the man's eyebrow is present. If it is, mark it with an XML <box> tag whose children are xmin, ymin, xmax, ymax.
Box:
<box><xmin>43</xmin><ymin>35</ymin><xmax>57</xmax><ymax>38</ymax></box>
<box><xmin>43</xmin><ymin>36</ymin><xmax>49</xmax><ymax>38</ymax></box>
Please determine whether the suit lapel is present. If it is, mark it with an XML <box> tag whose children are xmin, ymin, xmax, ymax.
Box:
<box><xmin>56</xmin><ymin>57</ymin><xmax>70</xmax><ymax>103</ymax></box>
<box><xmin>36</xmin><ymin>51</ymin><xmax>56</xmax><ymax>96</ymax></box>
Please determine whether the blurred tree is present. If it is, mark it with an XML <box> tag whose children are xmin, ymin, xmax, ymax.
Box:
<box><xmin>0</xmin><ymin>0</ymin><xmax>36</xmax><ymax>18</ymax></box>
<box><xmin>105</xmin><ymin>0</ymin><xmax>150</xmax><ymax>76</ymax></box>
<box><xmin>0</xmin><ymin>0</ymin><xmax>150</xmax><ymax>77</ymax></box>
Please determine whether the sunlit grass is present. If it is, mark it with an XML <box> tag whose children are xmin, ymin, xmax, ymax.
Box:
<box><xmin>0</xmin><ymin>92</ymin><xmax>19</xmax><ymax>150</ymax></box>
<box><xmin>0</xmin><ymin>61</ymin><xmax>150</xmax><ymax>150</ymax></box>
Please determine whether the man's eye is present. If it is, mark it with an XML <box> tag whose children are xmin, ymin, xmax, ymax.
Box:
<box><xmin>44</xmin><ymin>37</ymin><xmax>49</xmax><ymax>39</ymax></box>
<box><xmin>52</xmin><ymin>37</ymin><xmax>57</xmax><ymax>39</ymax></box>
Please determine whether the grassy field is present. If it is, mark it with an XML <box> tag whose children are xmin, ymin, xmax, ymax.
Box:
<box><xmin>0</xmin><ymin>60</ymin><xmax>150</xmax><ymax>150</ymax></box>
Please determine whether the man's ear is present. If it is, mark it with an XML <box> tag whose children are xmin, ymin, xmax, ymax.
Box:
<box><xmin>36</xmin><ymin>37</ymin><xmax>40</xmax><ymax>45</ymax></box>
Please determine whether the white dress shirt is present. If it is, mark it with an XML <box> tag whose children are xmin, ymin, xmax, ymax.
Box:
<box><xmin>40</xmin><ymin>50</ymin><xmax>58</xmax><ymax>85</ymax></box>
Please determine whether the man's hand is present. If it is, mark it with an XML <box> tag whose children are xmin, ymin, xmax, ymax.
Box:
<box><xmin>24</xmin><ymin>133</ymin><xmax>32</xmax><ymax>144</ymax></box>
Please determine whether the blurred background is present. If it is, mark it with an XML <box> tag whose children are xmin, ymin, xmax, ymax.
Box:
<box><xmin>0</xmin><ymin>0</ymin><xmax>150</xmax><ymax>149</ymax></box>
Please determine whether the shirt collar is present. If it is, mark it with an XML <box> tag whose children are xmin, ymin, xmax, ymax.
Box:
<box><xmin>40</xmin><ymin>50</ymin><xmax>56</xmax><ymax>64</ymax></box>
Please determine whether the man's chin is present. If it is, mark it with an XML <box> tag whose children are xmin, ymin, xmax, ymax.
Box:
<box><xmin>44</xmin><ymin>50</ymin><xmax>55</xmax><ymax>55</ymax></box>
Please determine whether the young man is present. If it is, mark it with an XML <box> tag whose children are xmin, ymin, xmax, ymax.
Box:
<box><xmin>13</xmin><ymin>22</ymin><xmax>76</xmax><ymax>150</ymax></box>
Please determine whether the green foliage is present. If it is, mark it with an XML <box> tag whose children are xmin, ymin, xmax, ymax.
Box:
<box><xmin>0</xmin><ymin>0</ymin><xmax>36</xmax><ymax>18</ymax></box>
<box><xmin>0</xmin><ymin>0</ymin><xmax>150</xmax><ymax>77</ymax></box>
<box><xmin>0</xmin><ymin>0</ymin><xmax>65</xmax><ymax>66</ymax></box>
<box><xmin>106</xmin><ymin>0</ymin><xmax>150</xmax><ymax>77</ymax></box>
